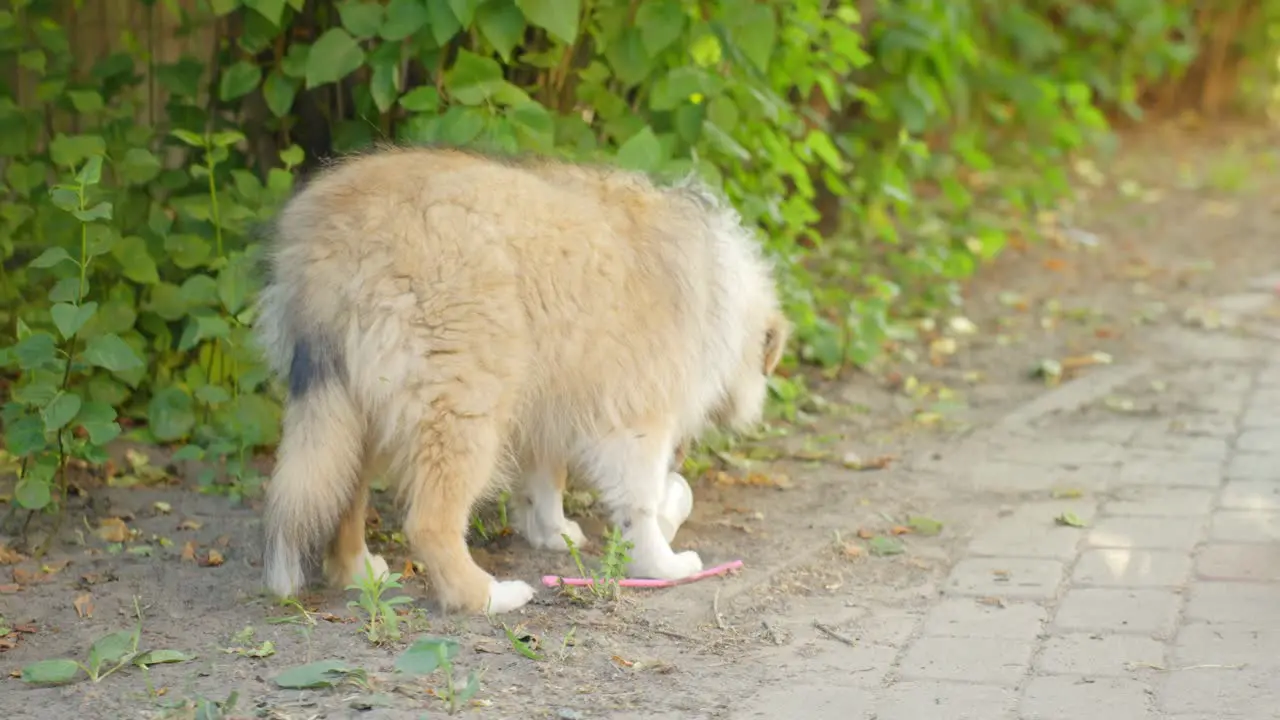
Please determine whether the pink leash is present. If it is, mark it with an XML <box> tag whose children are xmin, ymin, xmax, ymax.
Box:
<box><xmin>542</xmin><ymin>559</ymin><xmax>744</xmax><ymax>589</ymax></box>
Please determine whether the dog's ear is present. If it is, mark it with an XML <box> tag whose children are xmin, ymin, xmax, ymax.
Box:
<box><xmin>761</xmin><ymin>312</ymin><xmax>789</xmax><ymax>375</ymax></box>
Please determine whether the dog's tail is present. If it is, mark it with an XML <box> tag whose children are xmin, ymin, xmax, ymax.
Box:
<box><xmin>256</xmin><ymin>269</ymin><xmax>365</xmax><ymax>598</ymax></box>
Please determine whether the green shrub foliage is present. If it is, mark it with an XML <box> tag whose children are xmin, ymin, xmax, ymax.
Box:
<box><xmin>0</xmin><ymin>0</ymin><xmax>1242</xmax><ymax>510</ymax></box>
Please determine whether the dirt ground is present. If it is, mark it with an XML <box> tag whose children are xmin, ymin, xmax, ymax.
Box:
<box><xmin>2</xmin><ymin>121</ymin><xmax>1279</xmax><ymax>720</ymax></box>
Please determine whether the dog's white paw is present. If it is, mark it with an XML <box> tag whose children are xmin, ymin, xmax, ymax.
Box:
<box><xmin>517</xmin><ymin>508</ymin><xmax>587</xmax><ymax>552</ymax></box>
<box><xmin>351</xmin><ymin>552</ymin><xmax>391</xmax><ymax>585</ymax></box>
<box><xmin>631</xmin><ymin>550</ymin><xmax>703</xmax><ymax>581</ymax></box>
<box><xmin>486</xmin><ymin>579</ymin><xmax>535</xmax><ymax>614</ymax></box>
<box><xmin>538</xmin><ymin>519</ymin><xmax>588</xmax><ymax>552</ymax></box>
<box><xmin>657</xmin><ymin>472</ymin><xmax>694</xmax><ymax>544</ymax></box>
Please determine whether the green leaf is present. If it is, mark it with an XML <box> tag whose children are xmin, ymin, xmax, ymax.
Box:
<box><xmin>48</xmin><ymin>277</ymin><xmax>85</xmax><ymax>304</ymax></box>
<box><xmin>399</xmin><ymin>86</ymin><xmax>440</xmax><ymax>112</ymax></box>
<box><xmin>280</xmin><ymin>144</ymin><xmax>305</xmax><ymax>169</ymax></box>
<box><xmin>178</xmin><ymin>314</ymin><xmax>231</xmax><ymax>352</ymax></box>
<box><xmin>219</xmin><ymin>61</ymin><xmax>262</xmax><ymax>101</ymax></box>
<box><xmin>72</xmin><ymin>201</ymin><xmax>113</xmax><ymax>223</ymax></box>
<box><xmin>426</xmin><ymin>0</ymin><xmax>463</xmax><ymax>45</ymax></box>
<box><xmin>446</xmin><ymin>49</ymin><xmax>505</xmax><ymax>105</ymax></box>
<box><xmin>50</xmin><ymin>188</ymin><xmax>80</xmax><ymax>213</ymax></box>
<box><xmin>211</xmin><ymin>0</ymin><xmax>241</xmax><ymax>15</ymax></box>
<box><xmin>516</xmin><ymin>0</ymin><xmax>578</xmax><ymax>44</ymax></box>
<box><xmin>88</xmin><ymin>630</ymin><xmax>137</xmax><ymax>673</ymax></box>
<box><xmin>42</xmin><ymin>392</ymin><xmax>82</xmax><ymax>433</ymax></box>
<box><xmin>83</xmin><ymin>334</ymin><xmax>145</xmax><ymax>373</ymax></box>
<box><xmin>305</xmin><ymin>29</ymin><xmax>365</xmax><ymax>89</ymax></box>
<box><xmin>380</xmin><ymin>0</ymin><xmax>429</xmax><ymax>41</ymax></box>
<box><xmin>218</xmin><ymin>254</ymin><xmax>254</xmax><ymax>315</ymax></box>
<box><xmin>907</xmin><ymin>515</ymin><xmax>944</xmax><ymax>536</ymax></box>
<box><xmin>133</xmin><ymin>649</ymin><xmax>194</xmax><ymax>668</ymax></box>
<box><xmin>51</xmin><ymin>301</ymin><xmax>98</xmax><ymax>339</ymax></box>
<box><xmin>369</xmin><ymin>46</ymin><xmax>401</xmax><ymax>113</ymax></box>
<box><xmin>170</xmin><ymin>129</ymin><xmax>206</xmax><ymax>148</ymax></box>
<box><xmin>76</xmin><ymin>401</ymin><xmax>121</xmax><ymax>445</ymax></box>
<box><xmin>120</xmin><ymin>148</ymin><xmax>161</xmax><ymax>185</ymax></box>
<box><xmin>274</xmin><ymin>659</ymin><xmax>358</xmax><ymax>689</ymax></box>
<box><xmin>447</xmin><ymin>0</ymin><xmax>481</xmax><ymax>25</ymax></box>
<box><xmin>338</xmin><ymin>0</ymin><xmax>384</xmax><ymax>38</ymax></box>
<box><xmin>113</xmin><ymin>235</ymin><xmax>160</xmax><ymax>285</ymax></box>
<box><xmin>868</xmin><ymin>535</ymin><xmax>904</xmax><ymax>556</ymax></box>
<box><xmin>67</xmin><ymin>90</ymin><xmax>104</xmax><ymax>114</ymax></box>
<box><xmin>244</xmin><ymin>0</ymin><xmax>286</xmax><ymax>25</ymax></box>
<box><xmin>30</xmin><ymin>247</ymin><xmax>75</xmax><ymax>269</ymax></box>
<box><xmin>605</xmin><ymin>27</ymin><xmax>650</xmax><ymax>86</ymax></box>
<box><xmin>12</xmin><ymin>376</ymin><xmax>59</xmax><ymax>406</ymax></box>
<box><xmin>733</xmin><ymin>5</ymin><xmax>777</xmax><ymax>72</ymax></box>
<box><xmin>76</xmin><ymin>155</ymin><xmax>104</xmax><ymax>186</ymax></box>
<box><xmin>165</xmin><ymin>234</ymin><xmax>212</xmax><ymax>270</ymax></box>
<box><xmin>636</xmin><ymin>0</ymin><xmax>684</xmax><ymax>56</ymax></box>
<box><xmin>20</xmin><ymin>659</ymin><xmax>81</xmax><ymax>685</ymax></box>
<box><xmin>615</xmin><ymin>127</ymin><xmax>663</xmax><ymax>173</ymax></box>
<box><xmin>262</xmin><ymin>69</ymin><xmax>299</xmax><ymax>118</ymax></box>
<box><xmin>509</xmin><ymin>101</ymin><xmax>554</xmax><ymax>151</ymax></box>
<box><xmin>6</xmin><ymin>416</ymin><xmax>48</xmax><ymax>457</ymax></box>
<box><xmin>13</xmin><ymin>332</ymin><xmax>58</xmax><ymax>370</ymax></box>
<box><xmin>49</xmin><ymin>134</ymin><xmax>106</xmax><ymax>168</ymax></box>
<box><xmin>477</xmin><ymin>0</ymin><xmax>525</xmax><ymax>61</ymax></box>
<box><xmin>395</xmin><ymin>636</ymin><xmax>460</xmax><ymax>675</ymax></box>
<box><xmin>148</xmin><ymin>386</ymin><xmax>196</xmax><ymax>442</ymax></box>
<box><xmin>1055</xmin><ymin>512</ymin><xmax>1087</xmax><ymax>528</ymax></box>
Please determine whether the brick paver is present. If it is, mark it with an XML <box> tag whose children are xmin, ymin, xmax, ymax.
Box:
<box><xmin>896</xmin><ymin>345</ymin><xmax>1274</xmax><ymax>712</ymax></box>
<box><xmin>732</xmin><ymin>314</ymin><xmax>1280</xmax><ymax>719</ymax></box>
<box><xmin>887</xmin><ymin>346</ymin><xmax>1280</xmax><ymax>717</ymax></box>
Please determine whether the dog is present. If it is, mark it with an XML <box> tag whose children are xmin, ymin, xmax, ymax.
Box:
<box><xmin>253</xmin><ymin>145</ymin><xmax>789</xmax><ymax>615</ymax></box>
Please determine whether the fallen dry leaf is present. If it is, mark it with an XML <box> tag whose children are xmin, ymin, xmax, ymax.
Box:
<box><xmin>856</xmin><ymin>528</ymin><xmax>874</xmax><ymax>539</ymax></box>
<box><xmin>73</xmin><ymin>593</ymin><xmax>94</xmax><ymax>619</ymax></box>
<box><xmin>890</xmin><ymin>525</ymin><xmax>913</xmax><ymax>536</ymax></box>
<box><xmin>97</xmin><ymin>517</ymin><xmax>131</xmax><ymax>543</ymax></box>
<box><xmin>0</xmin><ymin>584</ymin><xmax>20</xmax><ymax>594</ymax></box>
<box><xmin>0</xmin><ymin>545</ymin><xmax>26</xmax><ymax>565</ymax></box>
<box><xmin>401</xmin><ymin>559</ymin><xmax>416</xmax><ymax>578</ymax></box>
<box><xmin>177</xmin><ymin>519</ymin><xmax>203</xmax><ymax>531</ymax></box>
<box><xmin>200</xmin><ymin>549</ymin><xmax>225</xmax><ymax>567</ymax></box>
<box><xmin>841</xmin><ymin>543</ymin><xmax>864</xmax><ymax>558</ymax></box>
<box><xmin>180</xmin><ymin>541</ymin><xmax>197</xmax><ymax>563</ymax></box>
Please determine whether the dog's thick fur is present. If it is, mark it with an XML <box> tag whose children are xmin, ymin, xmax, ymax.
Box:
<box><xmin>255</xmin><ymin>146</ymin><xmax>789</xmax><ymax>614</ymax></box>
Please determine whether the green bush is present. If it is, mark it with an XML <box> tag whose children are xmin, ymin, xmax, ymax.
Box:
<box><xmin>0</xmin><ymin>0</ymin><xmax>1241</xmax><ymax>513</ymax></box>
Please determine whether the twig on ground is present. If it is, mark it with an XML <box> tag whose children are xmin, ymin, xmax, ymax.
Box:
<box><xmin>812</xmin><ymin>620</ymin><xmax>856</xmax><ymax>647</ymax></box>
<box><xmin>712</xmin><ymin>587</ymin><xmax>727</xmax><ymax>630</ymax></box>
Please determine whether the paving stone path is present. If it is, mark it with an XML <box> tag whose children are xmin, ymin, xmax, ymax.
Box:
<box><xmin>726</xmin><ymin>310</ymin><xmax>1280</xmax><ymax>719</ymax></box>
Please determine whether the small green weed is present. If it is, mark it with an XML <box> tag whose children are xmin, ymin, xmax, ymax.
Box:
<box><xmin>395</xmin><ymin>636</ymin><xmax>481</xmax><ymax>715</ymax></box>
<box><xmin>561</xmin><ymin>526</ymin><xmax>634</xmax><ymax>603</ymax></box>
<box><xmin>19</xmin><ymin>598</ymin><xmax>192</xmax><ymax>686</ymax></box>
<box><xmin>346</xmin><ymin>557</ymin><xmax>413</xmax><ymax>644</ymax></box>
<box><xmin>503</xmin><ymin>623</ymin><xmax>543</xmax><ymax>661</ymax></box>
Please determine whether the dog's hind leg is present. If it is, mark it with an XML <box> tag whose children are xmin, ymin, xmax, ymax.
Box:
<box><xmin>262</xmin><ymin>377</ymin><xmax>365</xmax><ymax>599</ymax></box>
<box><xmin>324</xmin><ymin>447</ymin><xmax>391</xmax><ymax>588</ymax></box>
<box><xmin>399</xmin><ymin>413</ymin><xmax>535</xmax><ymax>615</ymax></box>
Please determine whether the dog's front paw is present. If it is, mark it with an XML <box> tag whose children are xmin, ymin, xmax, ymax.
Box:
<box><xmin>631</xmin><ymin>549</ymin><xmax>704</xmax><ymax>581</ymax></box>
<box><xmin>657</xmin><ymin>472</ymin><xmax>694</xmax><ymax>544</ymax></box>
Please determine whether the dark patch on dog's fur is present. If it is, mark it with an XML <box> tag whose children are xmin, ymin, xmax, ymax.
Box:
<box><xmin>288</xmin><ymin>334</ymin><xmax>344</xmax><ymax>398</ymax></box>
